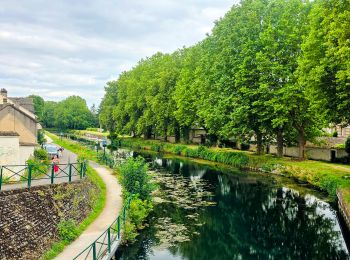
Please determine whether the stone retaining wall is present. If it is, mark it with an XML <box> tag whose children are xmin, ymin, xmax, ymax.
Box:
<box><xmin>0</xmin><ymin>180</ymin><xmax>99</xmax><ymax>260</ymax></box>
<box><xmin>337</xmin><ymin>189</ymin><xmax>350</xmax><ymax>231</ymax></box>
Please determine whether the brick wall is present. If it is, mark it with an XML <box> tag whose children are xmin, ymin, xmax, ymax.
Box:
<box><xmin>0</xmin><ymin>180</ymin><xmax>99</xmax><ymax>260</ymax></box>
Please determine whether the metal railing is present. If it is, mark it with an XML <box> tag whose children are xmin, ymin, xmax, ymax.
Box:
<box><xmin>0</xmin><ymin>161</ymin><xmax>87</xmax><ymax>191</ymax></box>
<box><xmin>73</xmin><ymin>197</ymin><xmax>132</xmax><ymax>260</ymax></box>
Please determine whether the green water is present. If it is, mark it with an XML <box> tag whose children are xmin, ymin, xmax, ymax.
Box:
<box><xmin>116</xmin><ymin>152</ymin><xmax>349</xmax><ymax>260</ymax></box>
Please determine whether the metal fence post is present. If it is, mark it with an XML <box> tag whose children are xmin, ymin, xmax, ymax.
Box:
<box><xmin>79</xmin><ymin>163</ymin><xmax>83</xmax><ymax>179</ymax></box>
<box><xmin>27</xmin><ymin>165</ymin><xmax>32</xmax><ymax>188</ymax></box>
<box><xmin>117</xmin><ymin>216</ymin><xmax>120</xmax><ymax>239</ymax></box>
<box><xmin>68</xmin><ymin>163</ymin><xmax>72</xmax><ymax>182</ymax></box>
<box><xmin>51</xmin><ymin>164</ymin><xmax>55</xmax><ymax>184</ymax></box>
<box><xmin>83</xmin><ymin>162</ymin><xmax>86</xmax><ymax>177</ymax></box>
<box><xmin>92</xmin><ymin>242</ymin><xmax>97</xmax><ymax>260</ymax></box>
<box><xmin>0</xmin><ymin>166</ymin><xmax>3</xmax><ymax>191</ymax></box>
<box><xmin>107</xmin><ymin>227</ymin><xmax>111</xmax><ymax>253</ymax></box>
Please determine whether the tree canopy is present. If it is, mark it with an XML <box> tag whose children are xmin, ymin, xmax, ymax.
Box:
<box><xmin>30</xmin><ymin>95</ymin><xmax>97</xmax><ymax>130</ymax></box>
<box><xmin>99</xmin><ymin>0</ymin><xmax>350</xmax><ymax>158</ymax></box>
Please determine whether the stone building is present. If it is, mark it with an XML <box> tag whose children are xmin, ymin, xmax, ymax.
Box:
<box><xmin>0</xmin><ymin>88</ymin><xmax>41</xmax><ymax>165</ymax></box>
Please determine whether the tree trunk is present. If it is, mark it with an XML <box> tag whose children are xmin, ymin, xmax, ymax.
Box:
<box><xmin>144</xmin><ymin>126</ymin><xmax>152</xmax><ymax>139</ymax></box>
<box><xmin>276</xmin><ymin>128</ymin><xmax>283</xmax><ymax>157</ymax></box>
<box><xmin>163</xmin><ymin>127</ymin><xmax>167</xmax><ymax>142</ymax></box>
<box><xmin>256</xmin><ymin>131</ymin><xmax>263</xmax><ymax>155</ymax></box>
<box><xmin>174</xmin><ymin>123</ymin><xmax>181</xmax><ymax>143</ymax></box>
<box><xmin>182</xmin><ymin>126</ymin><xmax>190</xmax><ymax>143</ymax></box>
<box><xmin>298</xmin><ymin>127</ymin><xmax>306</xmax><ymax>159</ymax></box>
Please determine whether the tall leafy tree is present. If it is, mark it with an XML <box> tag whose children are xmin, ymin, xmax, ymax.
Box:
<box><xmin>299</xmin><ymin>0</ymin><xmax>350</xmax><ymax>124</ymax></box>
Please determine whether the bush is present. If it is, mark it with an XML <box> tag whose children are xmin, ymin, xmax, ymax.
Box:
<box><xmin>119</xmin><ymin>157</ymin><xmax>155</xmax><ymax>200</ymax></box>
<box><xmin>122</xmin><ymin>221</ymin><xmax>138</xmax><ymax>244</ymax></box>
<box><xmin>151</xmin><ymin>144</ymin><xmax>163</xmax><ymax>152</ymax></box>
<box><xmin>37</xmin><ymin>130</ymin><xmax>46</xmax><ymax>146</ymax></box>
<box><xmin>34</xmin><ymin>148</ymin><xmax>49</xmax><ymax>162</ymax></box>
<box><xmin>128</xmin><ymin>197</ymin><xmax>153</xmax><ymax>229</ymax></box>
<box><xmin>319</xmin><ymin>176</ymin><xmax>340</xmax><ymax>198</ymax></box>
<box><xmin>172</xmin><ymin>145</ymin><xmax>186</xmax><ymax>155</ymax></box>
<box><xmin>57</xmin><ymin>219</ymin><xmax>78</xmax><ymax>242</ymax></box>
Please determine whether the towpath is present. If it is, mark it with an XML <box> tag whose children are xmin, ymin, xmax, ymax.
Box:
<box><xmin>55</xmin><ymin>157</ymin><xmax>122</xmax><ymax>259</ymax></box>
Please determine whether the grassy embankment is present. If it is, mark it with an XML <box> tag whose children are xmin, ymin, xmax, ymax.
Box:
<box><xmin>43</xmin><ymin>132</ymin><xmax>106</xmax><ymax>259</ymax></box>
<box><xmin>72</xmin><ymin>129</ymin><xmax>109</xmax><ymax>138</ymax></box>
<box><xmin>119</xmin><ymin>137</ymin><xmax>350</xmax><ymax>200</ymax></box>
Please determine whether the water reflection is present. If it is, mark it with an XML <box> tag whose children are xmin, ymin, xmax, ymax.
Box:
<box><xmin>116</xmin><ymin>153</ymin><xmax>349</xmax><ymax>260</ymax></box>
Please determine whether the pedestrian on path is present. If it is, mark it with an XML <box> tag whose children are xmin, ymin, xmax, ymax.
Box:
<box><xmin>52</xmin><ymin>155</ymin><xmax>60</xmax><ymax>174</ymax></box>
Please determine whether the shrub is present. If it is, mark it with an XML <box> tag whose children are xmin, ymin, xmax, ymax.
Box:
<box><xmin>122</xmin><ymin>221</ymin><xmax>138</xmax><ymax>244</ymax></box>
<box><xmin>182</xmin><ymin>148</ymin><xmax>198</xmax><ymax>158</ymax></box>
<box><xmin>128</xmin><ymin>197</ymin><xmax>153</xmax><ymax>229</ymax></box>
<box><xmin>37</xmin><ymin>130</ymin><xmax>46</xmax><ymax>146</ymax></box>
<box><xmin>172</xmin><ymin>145</ymin><xmax>186</xmax><ymax>155</ymax></box>
<box><xmin>57</xmin><ymin>219</ymin><xmax>78</xmax><ymax>242</ymax></box>
<box><xmin>34</xmin><ymin>148</ymin><xmax>49</xmax><ymax>162</ymax></box>
<box><xmin>119</xmin><ymin>157</ymin><xmax>154</xmax><ymax>200</ymax></box>
<box><xmin>319</xmin><ymin>176</ymin><xmax>340</xmax><ymax>198</ymax></box>
<box><xmin>151</xmin><ymin>144</ymin><xmax>163</xmax><ymax>152</ymax></box>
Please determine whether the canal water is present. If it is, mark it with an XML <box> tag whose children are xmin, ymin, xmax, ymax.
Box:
<box><xmin>116</xmin><ymin>151</ymin><xmax>350</xmax><ymax>260</ymax></box>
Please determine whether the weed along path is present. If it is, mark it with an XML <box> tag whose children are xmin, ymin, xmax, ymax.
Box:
<box><xmin>55</xmin><ymin>160</ymin><xmax>122</xmax><ymax>260</ymax></box>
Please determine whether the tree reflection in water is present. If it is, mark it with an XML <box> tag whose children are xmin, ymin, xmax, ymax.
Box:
<box><xmin>116</xmin><ymin>155</ymin><xmax>349</xmax><ymax>260</ymax></box>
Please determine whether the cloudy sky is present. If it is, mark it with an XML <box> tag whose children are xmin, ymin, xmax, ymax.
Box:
<box><xmin>0</xmin><ymin>0</ymin><xmax>236</xmax><ymax>107</ymax></box>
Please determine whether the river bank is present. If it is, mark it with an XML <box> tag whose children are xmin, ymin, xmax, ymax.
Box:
<box><xmin>116</xmin><ymin>151</ymin><xmax>350</xmax><ymax>259</ymax></box>
<box><xmin>119</xmin><ymin>138</ymin><xmax>350</xmax><ymax>199</ymax></box>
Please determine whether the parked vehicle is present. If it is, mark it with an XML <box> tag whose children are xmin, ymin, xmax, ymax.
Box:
<box><xmin>44</xmin><ymin>144</ymin><xmax>59</xmax><ymax>159</ymax></box>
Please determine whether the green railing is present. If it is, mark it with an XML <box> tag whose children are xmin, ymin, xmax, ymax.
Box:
<box><xmin>73</xmin><ymin>197</ymin><xmax>132</xmax><ymax>260</ymax></box>
<box><xmin>0</xmin><ymin>162</ymin><xmax>87</xmax><ymax>191</ymax></box>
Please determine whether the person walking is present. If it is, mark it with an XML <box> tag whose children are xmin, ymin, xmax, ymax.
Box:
<box><xmin>52</xmin><ymin>155</ymin><xmax>60</xmax><ymax>174</ymax></box>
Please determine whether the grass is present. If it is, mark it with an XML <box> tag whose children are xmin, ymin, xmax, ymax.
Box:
<box><xmin>119</xmin><ymin>137</ymin><xmax>350</xmax><ymax>199</ymax></box>
<box><xmin>73</xmin><ymin>129</ymin><xmax>109</xmax><ymax>138</ymax></box>
<box><xmin>43</xmin><ymin>132</ymin><xmax>107</xmax><ymax>259</ymax></box>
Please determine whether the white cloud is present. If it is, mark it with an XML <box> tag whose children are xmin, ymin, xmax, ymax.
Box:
<box><xmin>0</xmin><ymin>0</ymin><xmax>236</xmax><ymax>106</ymax></box>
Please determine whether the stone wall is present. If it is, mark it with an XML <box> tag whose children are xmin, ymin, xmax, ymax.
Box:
<box><xmin>0</xmin><ymin>180</ymin><xmax>99</xmax><ymax>260</ymax></box>
<box><xmin>337</xmin><ymin>189</ymin><xmax>350</xmax><ymax>232</ymax></box>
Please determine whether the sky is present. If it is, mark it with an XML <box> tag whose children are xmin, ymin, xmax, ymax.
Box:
<box><xmin>0</xmin><ymin>0</ymin><xmax>236</xmax><ymax>107</ymax></box>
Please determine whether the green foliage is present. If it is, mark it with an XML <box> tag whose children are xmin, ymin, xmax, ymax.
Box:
<box><xmin>119</xmin><ymin>157</ymin><xmax>154</xmax><ymax>200</ymax></box>
<box><xmin>97</xmin><ymin>0</ymin><xmax>337</xmax><ymax>159</ymax></box>
<box><xmin>128</xmin><ymin>197</ymin><xmax>153</xmax><ymax>229</ymax></box>
<box><xmin>122</xmin><ymin>221</ymin><xmax>138</xmax><ymax>244</ymax></box>
<box><xmin>319</xmin><ymin>176</ymin><xmax>341</xmax><ymax>198</ymax></box>
<box><xmin>34</xmin><ymin>148</ymin><xmax>49</xmax><ymax>161</ymax></box>
<box><xmin>36</xmin><ymin>95</ymin><xmax>97</xmax><ymax>130</ymax></box>
<box><xmin>57</xmin><ymin>219</ymin><xmax>79</xmax><ymax>242</ymax></box>
<box><xmin>150</xmin><ymin>144</ymin><xmax>164</xmax><ymax>152</ymax></box>
<box><xmin>37</xmin><ymin>129</ymin><xmax>46</xmax><ymax>146</ymax></box>
<box><xmin>171</xmin><ymin>145</ymin><xmax>187</xmax><ymax>155</ymax></box>
<box><xmin>29</xmin><ymin>95</ymin><xmax>45</xmax><ymax>122</ymax></box>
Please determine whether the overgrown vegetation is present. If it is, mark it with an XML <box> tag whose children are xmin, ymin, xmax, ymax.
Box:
<box><xmin>117</xmin><ymin>157</ymin><xmax>155</xmax><ymax>244</ymax></box>
<box><xmin>120</xmin><ymin>137</ymin><xmax>350</xmax><ymax>199</ymax></box>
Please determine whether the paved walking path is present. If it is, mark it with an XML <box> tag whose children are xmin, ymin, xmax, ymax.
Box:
<box><xmin>1</xmin><ymin>136</ymin><xmax>79</xmax><ymax>191</ymax></box>
<box><xmin>55</xmin><ymin>160</ymin><xmax>122</xmax><ymax>259</ymax></box>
